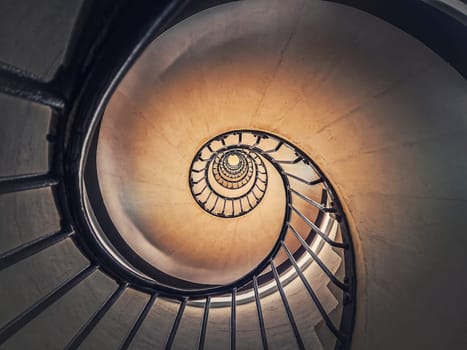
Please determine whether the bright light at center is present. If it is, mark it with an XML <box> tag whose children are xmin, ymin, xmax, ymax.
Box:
<box><xmin>227</xmin><ymin>154</ymin><xmax>240</xmax><ymax>166</ymax></box>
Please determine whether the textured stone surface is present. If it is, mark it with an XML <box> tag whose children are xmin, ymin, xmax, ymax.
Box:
<box><xmin>0</xmin><ymin>188</ymin><xmax>61</xmax><ymax>254</ymax></box>
<box><xmin>0</xmin><ymin>94</ymin><xmax>51</xmax><ymax>177</ymax></box>
<box><xmin>0</xmin><ymin>0</ymin><xmax>83</xmax><ymax>80</ymax></box>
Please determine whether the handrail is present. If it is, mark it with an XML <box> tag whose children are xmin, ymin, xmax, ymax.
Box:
<box><xmin>0</xmin><ymin>1</ymin><xmax>357</xmax><ymax>349</ymax></box>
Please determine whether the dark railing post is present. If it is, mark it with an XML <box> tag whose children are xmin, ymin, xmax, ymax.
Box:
<box><xmin>231</xmin><ymin>289</ymin><xmax>236</xmax><ymax>350</ymax></box>
<box><xmin>0</xmin><ymin>173</ymin><xmax>59</xmax><ymax>195</ymax></box>
<box><xmin>0</xmin><ymin>230</ymin><xmax>74</xmax><ymax>271</ymax></box>
<box><xmin>65</xmin><ymin>283</ymin><xmax>127</xmax><ymax>350</ymax></box>
<box><xmin>119</xmin><ymin>293</ymin><xmax>157</xmax><ymax>350</ymax></box>
<box><xmin>282</xmin><ymin>243</ymin><xmax>344</xmax><ymax>342</ymax></box>
<box><xmin>165</xmin><ymin>298</ymin><xmax>187</xmax><ymax>350</ymax></box>
<box><xmin>253</xmin><ymin>276</ymin><xmax>269</xmax><ymax>350</ymax></box>
<box><xmin>271</xmin><ymin>261</ymin><xmax>305</xmax><ymax>350</ymax></box>
<box><xmin>198</xmin><ymin>296</ymin><xmax>211</xmax><ymax>350</ymax></box>
<box><xmin>0</xmin><ymin>265</ymin><xmax>97</xmax><ymax>346</ymax></box>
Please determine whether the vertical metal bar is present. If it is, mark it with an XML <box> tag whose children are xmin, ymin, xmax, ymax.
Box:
<box><xmin>284</xmin><ymin>172</ymin><xmax>323</xmax><ymax>186</ymax></box>
<box><xmin>0</xmin><ymin>173</ymin><xmax>59</xmax><ymax>195</ymax></box>
<box><xmin>271</xmin><ymin>261</ymin><xmax>305</xmax><ymax>350</ymax></box>
<box><xmin>276</xmin><ymin>157</ymin><xmax>302</xmax><ymax>164</ymax></box>
<box><xmin>211</xmin><ymin>197</ymin><xmax>219</xmax><ymax>211</ymax></box>
<box><xmin>246</xmin><ymin>195</ymin><xmax>253</xmax><ymax>210</ymax></box>
<box><xmin>253</xmin><ymin>276</ymin><xmax>269</xmax><ymax>350</ymax></box>
<box><xmin>287</xmin><ymin>224</ymin><xmax>347</xmax><ymax>290</ymax></box>
<box><xmin>165</xmin><ymin>298</ymin><xmax>187</xmax><ymax>350</ymax></box>
<box><xmin>65</xmin><ymin>283</ymin><xmax>127</xmax><ymax>350</ymax></box>
<box><xmin>290</xmin><ymin>205</ymin><xmax>347</xmax><ymax>248</ymax></box>
<box><xmin>289</xmin><ymin>187</ymin><xmax>336</xmax><ymax>213</ymax></box>
<box><xmin>0</xmin><ymin>62</ymin><xmax>66</xmax><ymax>110</ymax></box>
<box><xmin>264</xmin><ymin>141</ymin><xmax>283</xmax><ymax>153</ymax></box>
<box><xmin>0</xmin><ymin>265</ymin><xmax>97</xmax><ymax>346</ymax></box>
<box><xmin>281</xmin><ymin>243</ymin><xmax>344</xmax><ymax>341</ymax></box>
<box><xmin>202</xmin><ymin>192</ymin><xmax>212</xmax><ymax>205</ymax></box>
<box><xmin>222</xmin><ymin>199</ymin><xmax>227</xmax><ymax>215</ymax></box>
<box><xmin>0</xmin><ymin>230</ymin><xmax>74</xmax><ymax>271</ymax></box>
<box><xmin>231</xmin><ymin>289</ymin><xmax>236</xmax><ymax>350</ymax></box>
<box><xmin>198</xmin><ymin>296</ymin><xmax>211</xmax><ymax>350</ymax></box>
<box><xmin>119</xmin><ymin>293</ymin><xmax>157</xmax><ymax>350</ymax></box>
<box><xmin>254</xmin><ymin>134</ymin><xmax>261</xmax><ymax>146</ymax></box>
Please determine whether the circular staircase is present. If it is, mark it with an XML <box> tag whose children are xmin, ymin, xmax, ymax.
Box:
<box><xmin>0</xmin><ymin>1</ymin><xmax>466</xmax><ymax>349</ymax></box>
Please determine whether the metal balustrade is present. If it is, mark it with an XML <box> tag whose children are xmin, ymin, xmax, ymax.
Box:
<box><xmin>0</xmin><ymin>1</ymin><xmax>356</xmax><ymax>349</ymax></box>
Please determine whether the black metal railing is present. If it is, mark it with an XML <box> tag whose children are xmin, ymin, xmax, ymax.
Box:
<box><xmin>0</xmin><ymin>1</ymin><xmax>358</xmax><ymax>349</ymax></box>
<box><xmin>190</xmin><ymin>134</ymin><xmax>268</xmax><ymax>217</ymax></box>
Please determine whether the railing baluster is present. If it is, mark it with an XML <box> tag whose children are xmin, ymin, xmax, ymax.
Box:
<box><xmin>210</xmin><ymin>196</ymin><xmax>219</xmax><ymax>211</ymax></box>
<box><xmin>65</xmin><ymin>283</ymin><xmax>127</xmax><ymax>350</ymax></box>
<box><xmin>165</xmin><ymin>298</ymin><xmax>187</xmax><ymax>350</ymax></box>
<box><xmin>284</xmin><ymin>172</ymin><xmax>323</xmax><ymax>186</ymax></box>
<box><xmin>0</xmin><ymin>173</ymin><xmax>59</xmax><ymax>195</ymax></box>
<box><xmin>231</xmin><ymin>289</ymin><xmax>236</xmax><ymax>350</ymax></box>
<box><xmin>289</xmin><ymin>187</ymin><xmax>337</xmax><ymax>213</ymax></box>
<box><xmin>191</xmin><ymin>177</ymin><xmax>205</xmax><ymax>185</ymax></box>
<box><xmin>275</xmin><ymin>157</ymin><xmax>302</xmax><ymax>164</ymax></box>
<box><xmin>264</xmin><ymin>141</ymin><xmax>283</xmax><ymax>153</ymax></box>
<box><xmin>202</xmin><ymin>192</ymin><xmax>212</xmax><ymax>205</ymax></box>
<box><xmin>194</xmin><ymin>184</ymin><xmax>207</xmax><ymax>196</ymax></box>
<box><xmin>0</xmin><ymin>265</ymin><xmax>97</xmax><ymax>345</ymax></box>
<box><xmin>198</xmin><ymin>296</ymin><xmax>211</xmax><ymax>350</ymax></box>
<box><xmin>287</xmin><ymin>224</ymin><xmax>347</xmax><ymax>290</ymax></box>
<box><xmin>290</xmin><ymin>205</ymin><xmax>347</xmax><ymax>248</ymax></box>
<box><xmin>253</xmin><ymin>276</ymin><xmax>269</xmax><ymax>350</ymax></box>
<box><xmin>0</xmin><ymin>230</ymin><xmax>74</xmax><ymax>271</ymax></box>
<box><xmin>119</xmin><ymin>293</ymin><xmax>157</xmax><ymax>350</ymax></box>
<box><xmin>252</xmin><ymin>188</ymin><xmax>260</xmax><ymax>201</ymax></box>
<box><xmin>281</xmin><ymin>243</ymin><xmax>344</xmax><ymax>342</ymax></box>
<box><xmin>246</xmin><ymin>195</ymin><xmax>253</xmax><ymax>210</ymax></box>
<box><xmin>0</xmin><ymin>62</ymin><xmax>65</xmax><ymax>110</ymax></box>
<box><xmin>271</xmin><ymin>262</ymin><xmax>305</xmax><ymax>350</ymax></box>
<box><xmin>252</xmin><ymin>135</ymin><xmax>261</xmax><ymax>147</ymax></box>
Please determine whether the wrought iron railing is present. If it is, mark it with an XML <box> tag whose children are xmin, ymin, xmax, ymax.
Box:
<box><xmin>189</xmin><ymin>140</ymin><xmax>269</xmax><ymax>218</ymax></box>
<box><xmin>0</xmin><ymin>1</ymin><xmax>357</xmax><ymax>349</ymax></box>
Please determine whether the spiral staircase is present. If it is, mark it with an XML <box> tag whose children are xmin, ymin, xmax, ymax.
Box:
<box><xmin>0</xmin><ymin>0</ymin><xmax>466</xmax><ymax>349</ymax></box>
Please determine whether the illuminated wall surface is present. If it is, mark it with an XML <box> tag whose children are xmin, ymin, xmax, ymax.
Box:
<box><xmin>0</xmin><ymin>0</ymin><xmax>466</xmax><ymax>349</ymax></box>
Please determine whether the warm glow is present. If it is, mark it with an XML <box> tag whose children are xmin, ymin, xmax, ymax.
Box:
<box><xmin>227</xmin><ymin>154</ymin><xmax>240</xmax><ymax>167</ymax></box>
